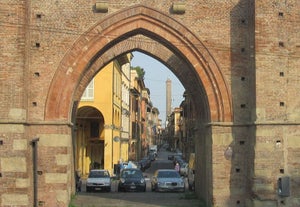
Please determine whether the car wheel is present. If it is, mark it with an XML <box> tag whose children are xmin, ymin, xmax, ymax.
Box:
<box><xmin>107</xmin><ymin>187</ymin><xmax>111</xmax><ymax>192</ymax></box>
<box><xmin>86</xmin><ymin>187</ymin><xmax>91</xmax><ymax>192</ymax></box>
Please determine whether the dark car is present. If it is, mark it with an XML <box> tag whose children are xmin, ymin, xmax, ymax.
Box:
<box><xmin>173</xmin><ymin>155</ymin><xmax>183</xmax><ymax>165</ymax></box>
<box><xmin>138</xmin><ymin>157</ymin><xmax>151</xmax><ymax>171</ymax></box>
<box><xmin>175</xmin><ymin>158</ymin><xmax>185</xmax><ymax>167</ymax></box>
<box><xmin>168</xmin><ymin>155</ymin><xmax>174</xmax><ymax>160</ymax></box>
<box><xmin>151</xmin><ymin>169</ymin><xmax>185</xmax><ymax>192</ymax></box>
<box><xmin>118</xmin><ymin>168</ymin><xmax>146</xmax><ymax>192</ymax></box>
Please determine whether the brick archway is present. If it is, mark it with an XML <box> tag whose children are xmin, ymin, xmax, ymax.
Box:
<box><xmin>45</xmin><ymin>5</ymin><xmax>232</xmax><ymax>123</ymax></box>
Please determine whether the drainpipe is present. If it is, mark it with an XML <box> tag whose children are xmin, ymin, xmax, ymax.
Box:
<box><xmin>112</xmin><ymin>64</ymin><xmax>115</xmax><ymax>172</ymax></box>
<box><xmin>31</xmin><ymin>138</ymin><xmax>39</xmax><ymax>207</ymax></box>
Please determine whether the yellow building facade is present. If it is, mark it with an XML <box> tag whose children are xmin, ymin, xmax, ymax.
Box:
<box><xmin>75</xmin><ymin>55</ymin><xmax>131</xmax><ymax>176</ymax></box>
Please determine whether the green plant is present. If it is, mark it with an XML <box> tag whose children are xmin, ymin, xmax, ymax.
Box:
<box><xmin>68</xmin><ymin>194</ymin><xmax>77</xmax><ymax>207</ymax></box>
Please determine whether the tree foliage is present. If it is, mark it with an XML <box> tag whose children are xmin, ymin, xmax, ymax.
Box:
<box><xmin>131</xmin><ymin>66</ymin><xmax>145</xmax><ymax>80</ymax></box>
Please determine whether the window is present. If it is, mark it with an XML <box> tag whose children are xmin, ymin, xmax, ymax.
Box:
<box><xmin>90</xmin><ymin>121</ymin><xmax>99</xmax><ymax>138</ymax></box>
<box><xmin>81</xmin><ymin>79</ymin><xmax>94</xmax><ymax>100</ymax></box>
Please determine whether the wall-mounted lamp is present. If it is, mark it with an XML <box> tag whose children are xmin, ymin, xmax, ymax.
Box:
<box><xmin>172</xmin><ymin>2</ymin><xmax>185</xmax><ymax>14</ymax></box>
<box><xmin>113</xmin><ymin>136</ymin><xmax>120</xmax><ymax>142</ymax></box>
<box><xmin>95</xmin><ymin>2</ymin><xmax>108</xmax><ymax>13</ymax></box>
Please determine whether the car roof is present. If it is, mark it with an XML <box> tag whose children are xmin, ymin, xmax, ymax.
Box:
<box><xmin>156</xmin><ymin>169</ymin><xmax>177</xmax><ymax>172</ymax></box>
<box><xmin>90</xmin><ymin>169</ymin><xmax>108</xmax><ymax>172</ymax></box>
<box><xmin>123</xmin><ymin>168</ymin><xmax>141</xmax><ymax>171</ymax></box>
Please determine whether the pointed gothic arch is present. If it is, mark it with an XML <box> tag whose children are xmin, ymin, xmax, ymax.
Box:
<box><xmin>45</xmin><ymin>4</ymin><xmax>232</xmax><ymax>123</ymax></box>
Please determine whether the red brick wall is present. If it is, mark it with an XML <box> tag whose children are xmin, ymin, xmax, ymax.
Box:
<box><xmin>0</xmin><ymin>0</ymin><xmax>299</xmax><ymax>206</ymax></box>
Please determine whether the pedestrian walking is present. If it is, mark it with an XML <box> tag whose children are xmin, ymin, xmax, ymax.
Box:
<box><xmin>175</xmin><ymin>162</ymin><xmax>180</xmax><ymax>172</ymax></box>
<box><xmin>75</xmin><ymin>170</ymin><xmax>82</xmax><ymax>192</ymax></box>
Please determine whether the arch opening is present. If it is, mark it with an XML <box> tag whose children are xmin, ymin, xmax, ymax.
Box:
<box><xmin>76</xmin><ymin>106</ymin><xmax>105</xmax><ymax>175</ymax></box>
<box><xmin>44</xmin><ymin>5</ymin><xmax>233</xmax><ymax>206</ymax></box>
<box><xmin>45</xmin><ymin>5</ymin><xmax>232</xmax><ymax>123</ymax></box>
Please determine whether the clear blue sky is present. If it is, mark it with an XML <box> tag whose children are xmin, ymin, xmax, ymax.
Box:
<box><xmin>131</xmin><ymin>51</ymin><xmax>185</xmax><ymax>127</ymax></box>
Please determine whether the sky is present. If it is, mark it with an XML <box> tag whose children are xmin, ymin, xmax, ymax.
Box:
<box><xmin>131</xmin><ymin>51</ymin><xmax>185</xmax><ymax>127</ymax></box>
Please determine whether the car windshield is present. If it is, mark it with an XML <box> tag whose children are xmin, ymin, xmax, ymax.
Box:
<box><xmin>121</xmin><ymin>170</ymin><xmax>142</xmax><ymax>178</ymax></box>
<box><xmin>88</xmin><ymin>171</ymin><xmax>110</xmax><ymax>178</ymax></box>
<box><xmin>157</xmin><ymin>171</ymin><xmax>180</xmax><ymax>178</ymax></box>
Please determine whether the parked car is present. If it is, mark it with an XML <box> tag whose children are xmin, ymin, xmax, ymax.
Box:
<box><xmin>173</xmin><ymin>155</ymin><xmax>183</xmax><ymax>165</ymax></box>
<box><xmin>118</xmin><ymin>168</ymin><xmax>146</xmax><ymax>192</ymax></box>
<box><xmin>86</xmin><ymin>169</ymin><xmax>111</xmax><ymax>192</ymax></box>
<box><xmin>148</xmin><ymin>152</ymin><xmax>156</xmax><ymax>161</ymax></box>
<box><xmin>125</xmin><ymin>161</ymin><xmax>138</xmax><ymax>169</ymax></box>
<box><xmin>138</xmin><ymin>157</ymin><xmax>151</xmax><ymax>171</ymax></box>
<box><xmin>168</xmin><ymin>155</ymin><xmax>174</xmax><ymax>160</ymax></box>
<box><xmin>151</xmin><ymin>169</ymin><xmax>185</xmax><ymax>192</ymax></box>
<box><xmin>179</xmin><ymin>163</ymin><xmax>188</xmax><ymax>177</ymax></box>
<box><xmin>175</xmin><ymin>149</ymin><xmax>183</xmax><ymax>157</ymax></box>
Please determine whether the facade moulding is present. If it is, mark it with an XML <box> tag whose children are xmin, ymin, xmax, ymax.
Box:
<box><xmin>207</xmin><ymin>122</ymin><xmax>300</xmax><ymax>127</ymax></box>
<box><xmin>0</xmin><ymin>121</ymin><xmax>74</xmax><ymax>126</ymax></box>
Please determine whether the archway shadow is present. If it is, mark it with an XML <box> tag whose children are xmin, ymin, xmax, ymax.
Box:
<box><xmin>229</xmin><ymin>0</ymin><xmax>256</xmax><ymax>206</ymax></box>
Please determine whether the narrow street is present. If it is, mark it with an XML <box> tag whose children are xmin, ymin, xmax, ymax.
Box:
<box><xmin>71</xmin><ymin>147</ymin><xmax>202</xmax><ymax>207</ymax></box>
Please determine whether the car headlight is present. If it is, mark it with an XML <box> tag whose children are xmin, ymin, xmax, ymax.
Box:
<box><xmin>140</xmin><ymin>178</ymin><xmax>145</xmax><ymax>184</ymax></box>
<box><xmin>120</xmin><ymin>178</ymin><xmax>125</xmax><ymax>183</ymax></box>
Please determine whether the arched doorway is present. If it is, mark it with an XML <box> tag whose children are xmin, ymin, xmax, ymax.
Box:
<box><xmin>76</xmin><ymin>106</ymin><xmax>105</xmax><ymax>175</ymax></box>
<box><xmin>45</xmin><ymin>5</ymin><xmax>232</xmax><ymax>206</ymax></box>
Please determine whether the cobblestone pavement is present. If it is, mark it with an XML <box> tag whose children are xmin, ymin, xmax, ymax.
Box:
<box><xmin>72</xmin><ymin>191</ymin><xmax>201</xmax><ymax>207</ymax></box>
<box><xmin>72</xmin><ymin>147</ymin><xmax>202</xmax><ymax>207</ymax></box>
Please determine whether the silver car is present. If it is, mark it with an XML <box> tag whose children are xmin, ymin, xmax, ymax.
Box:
<box><xmin>86</xmin><ymin>169</ymin><xmax>111</xmax><ymax>192</ymax></box>
<box><xmin>151</xmin><ymin>169</ymin><xmax>185</xmax><ymax>192</ymax></box>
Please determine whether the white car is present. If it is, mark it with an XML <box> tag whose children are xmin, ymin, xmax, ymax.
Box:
<box><xmin>179</xmin><ymin>163</ymin><xmax>188</xmax><ymax>177</ymax></box>
<box><xmin>86</xmin><ymin>169</ymin><xmax>111</xmax><ymax>192</ymax></box>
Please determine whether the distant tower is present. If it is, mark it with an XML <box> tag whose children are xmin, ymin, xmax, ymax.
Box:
<box><xmin>166</xmin><ymin>78</ymin><xmax>172</xmax><ymax>120</ymax></box>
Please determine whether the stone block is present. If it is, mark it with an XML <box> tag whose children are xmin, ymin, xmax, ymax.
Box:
<box><xmin>254</xmin><ymin>168</ymin><xmax>272</xmax><ymax>177</ymax></box>
<box><xmin>212</xmin><ymin>133</ymin><xmax>233</xmax><ymax>146</ymax></box>
<box><xmin>16</xmin><ymin>178</ymin><xmax>29</xmax><ymax>188</ymax></box>
<box><xmin>56</xmin><ymin>190</ymin><xmax>68</xmax><ymax>203</ymax></box>
<box><xmin>256</xmin><ymin>128</ymin><xmax>275</xmax><ymax>137</ymax></box>
<box><xmin>2</xmin><ymin>194</ymin><xmax>28</xmax><ymax>205</ymax></box>
<box><xmin>45</xmin><ymin>173</ymin><xmax>68</xmax><ymax>183</ymax></box>
<box><xmin>253</xmin><ymin>183</ymin><xmax>274</xmax><ymax>192</ymax></box>
<box><xmin>39</xmin><ymin>134</ymin><xmax>70</xmax><ymax>147</ymax></box>
<box><xmin>0</xmin><ymin>124</ymin><xmax>25</xmax><ymax>133</ymax></box>
<box><xmin>1</xmin><ymin>157</ymin><xmax>26</xmax><ymax>172</ymax></box>
<box><xmin>13</xmin><ymin>139</ymin><xmax>28</xmax><ymax>150</ymax></box>
<box><xmin>56</xmin><ymin>154</ymin><xmax>70</xmax><ymax>165</ymax></box>
<box><xmin>287</xmin><ymin>135</ymin><xmax>300</xmax><ymax>148</ymax></box>
<box><xmin>256</xmin><ymin>108</ymin><xmax>266</xmax><ymax>121</ymax></box>
<box><xmin>252</xmin><ymin>199</ymin><xmax>277</xmax><ymax>207</ymax></box>
<box><xmin>8</xmin><ymin>108</ymin><xmax>26</xmax><ymax>120</ymax></box>
<box><xmin>255</xmin><ymin>142</ymin><xmax>275</xmax><ymax>151</ymax></box>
